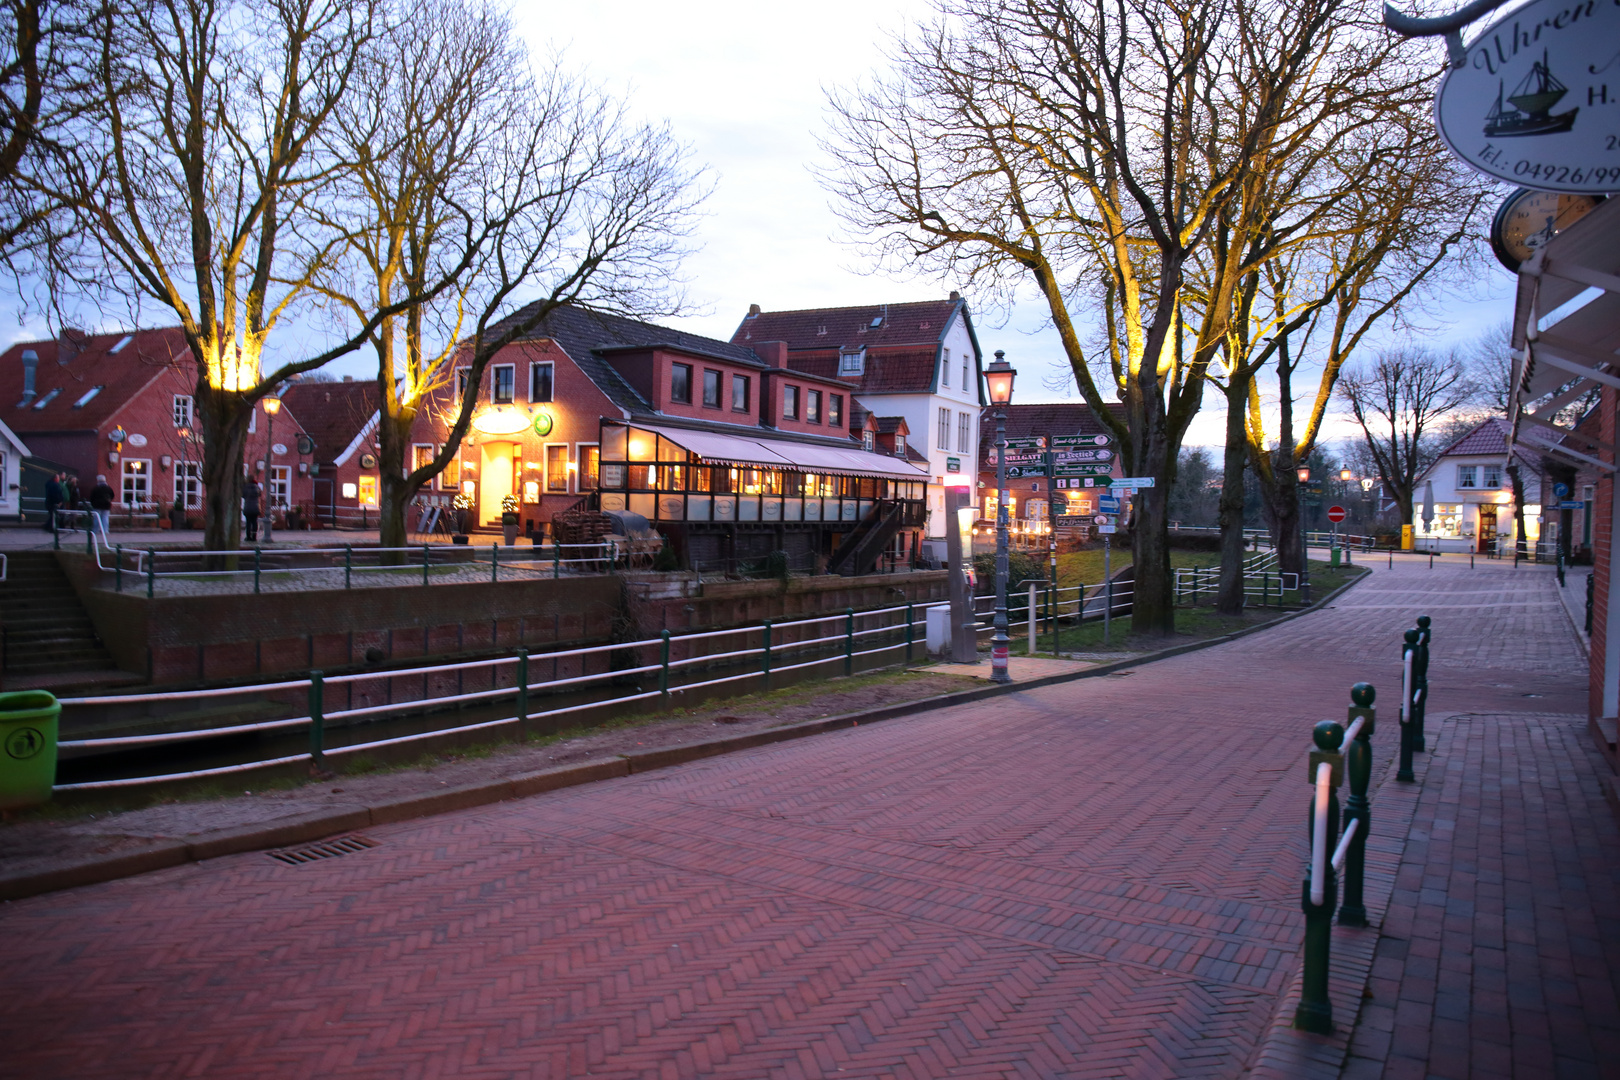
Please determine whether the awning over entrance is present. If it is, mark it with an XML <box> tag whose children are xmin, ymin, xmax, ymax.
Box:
<box><xmin>624</xmin><ymin>422</ymin><xmax>930</xmax><ymax>482</ymax></box>
<box><xmin>1509</xmin><ymin>197</ymin><xmax>1620</xmax><ymax>473</ymax></box>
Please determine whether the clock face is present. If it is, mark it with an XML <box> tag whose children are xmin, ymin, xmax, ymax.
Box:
<box><xmin>1491</xmin><ymin>189</ymin><xmax>1603</xmax><ymax>272</ymax></box>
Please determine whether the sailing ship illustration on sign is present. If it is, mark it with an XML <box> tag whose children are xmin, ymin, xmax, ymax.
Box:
<box><xmin>1484</xmin><ymin>50</ymin><xmax>1579</xmax><ymax>137</ymax></box>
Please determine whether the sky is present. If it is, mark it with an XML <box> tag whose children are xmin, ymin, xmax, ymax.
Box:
<box><xmin>0</xmin><ymin>0</ymin><xmax>1521</xmax><ymax>450</ymax></box>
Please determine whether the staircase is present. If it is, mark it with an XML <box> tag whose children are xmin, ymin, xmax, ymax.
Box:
<box><xmin>0</xmin><ymin>551</ymin><xmax>126</xmax><ymax>684</ymax></box>
<box><xmin>828</xmin><ymin>502</ymin><xmax>904</xmax><ymax>577</ymax></box>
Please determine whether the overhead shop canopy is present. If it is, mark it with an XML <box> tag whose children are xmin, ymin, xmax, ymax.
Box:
<box><xmin>624</xmin><ymin>422</ymin><xmax>930</xmax><ymax>481</ymax></box>
<box><xmin>1509</xmin><ymin>197</ymin><xmax>1620</xmax><ymax>473</ymax></box>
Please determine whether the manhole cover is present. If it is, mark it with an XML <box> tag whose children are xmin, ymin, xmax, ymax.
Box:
<box><xmin>268</xmin><ymin>834</ymin><xmax>379</xmax><ymax>866</ymax></box>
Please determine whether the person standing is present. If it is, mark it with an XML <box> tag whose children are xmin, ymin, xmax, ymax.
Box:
<box><xmin>242</xmin><ymin>475</ymin><xmax>262</xmax><ymax>542</ymax></box>
<box><xmin>89</xmin><ymin>474</ymin><xmax>115</xmax><ymax>543</ymax></box>
<box><xmin>42</xmin><ymin>472</ymin><xmax>62</xmax><ymax>531</ymax></box>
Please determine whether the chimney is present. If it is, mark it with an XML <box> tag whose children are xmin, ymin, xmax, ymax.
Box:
<box><xmin>949</xmin><ymin>290</ymin><xmax>960</xmax><ymax>302</ymax></box>
<box><xmin>342</xmin><ymin>375</ymin><xmax>353</xmax><ymax>382</ymax></box>
<box><xmin>20</xmin><ymin>349</ymin><xmax>37</xmax><ymax>404</ymax></box>
<box><xmin>747</xmin><ymin>304</ymin><xmax>761</xmax><ymax>317</ymax></box>
<box><xmin>755</xmin><ymin>341</ymin><xmax>789</xmax><ymax>369</ymax></box>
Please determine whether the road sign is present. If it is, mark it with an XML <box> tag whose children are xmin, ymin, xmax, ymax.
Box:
<box><xmin>1098</xmin><ymin>524</ymin><xmax>1117</xmax><ymax>535</ymax></box>
<box><xmin>1053</xmin><ymin>463</ymin><xmax>1114</xmax><ymax>478</ymax></box>
<box><xmin>1098</xmin><ymin>497</ymin><xmax>1120</xmax><ymax>513</ymax></box>
<box><xmin>1004</xmin><ymin>437</ymin><xmax>1045</xmax><ymax>450</ymax></box>
<box><xmin>1326</xmin><ymin>505</ymin><xmax>1347</xmax><ymax>523</ymax></box>
<box><xmin>1052</xmin><ymin>434</ymin><xmax>1113</xmax><ymax>448</ymax></box>
<box><xmin>1111</xmin><ymin>476</ymin><xmax>1156</xmax><ymax>489</ymax></box>
<box><xmin>1555</xmin><ymin>483</ymin><xmax>1571</xmax><ymax>497</ymax></box>
<box><xmin>1559</xmin><ymin>500</ymin><xmax>1586</xmax><ymax>510</ymax></box>
<box><xmin>1093</xmin><ymin>514</ymin><xmax>1109</xmax><ymax>525</ymax></box>
<box><xmin>1053</xmin><ymin>448</ymin><xmax>1115</xmax><ymax>464</ymax></box>
<box><xmin>1003</xmin><ymin>464</ymin><xmax>1049</xmax><ymax>479</ymax></box>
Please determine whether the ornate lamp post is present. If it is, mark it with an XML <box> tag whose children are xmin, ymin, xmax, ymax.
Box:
<box><xmin>985</xmin><ymin>350</ymin><xmax>1016</xmax><ymax>684</ymax></box>
<box><xmin>262</xmin><ymin>393</ymin><xmax>281</xmax><ymax>543</ymax></box>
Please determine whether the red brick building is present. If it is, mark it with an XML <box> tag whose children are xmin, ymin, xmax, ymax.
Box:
<box><xmin>975</xmin><ymin>402</ymin><xmax>1126</xmax><ymax>538</ymax></box>
<box><xmin>280</xmin><ymin>378</ymin><xmax>380</xmax><ymax>528</ymax></box>
<box><xmin>0</xmin><ymin>327</ymin><xmax>313</xmax><ymax>524</ymax></box>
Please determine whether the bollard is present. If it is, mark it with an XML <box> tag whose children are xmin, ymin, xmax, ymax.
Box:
<box><xmin>86</xmin><ymin>521</ymin><xmax>93</xmax><ymax>555</ymax></box>
<box><xmin>116</xmin><ymin>545</ymin><xmax>123</xmax><ymax>593</ymax></box>
<box><xmin>1295</xmin><ymin>719</ymin><xmax>1344</xmax><ymax>1034</ymax></box>
<box><xmin>1263</xmin><ymin>571</ymin><xmax>1270</xmax><ymax>607</ymax></box>
<box><xmin>1345</xmin><ymin>543</ymin><xmax>1352</xmax><ymax>567</ymax></box>
<box><xmin>422</xmin><ymin>544</ymin><xmax>430</xmax><ymax>586</ymax></box>
<box><xmin>516</xmin><ymin>649</ymin><xmax>529</xmax><ymax>735</ymax></box>
<box><xmin>1429</xmin><ymin>551</ymin><xmax>1433</xmax><ymax>569</ymax></box>
<box><xmin>1471</xmin><ymin>553</ymin><xmax>1474</xmax><ymax>569</ymax></box>
<box><xmin>491</xmin><ymin>542</ymin><xmax>499</xmax><ymax>583</ymax></box>
<box><xmin>1397</xmin><ymin>629</ymin><xmax>1419</xmax><ymax>781</ymax></box>
<box><xmin>147</xmin><ymin>548</ymin><xmax>156</xmax><ymax>598</ymax></box>
<box><xmin>308</xmin><ymin>670</ymin><xmax>325</xmax><ymax>768</ymax></box>
<box><xmin>845</xmin><ymin>607</ymin><xmax>855</xmax><ymax>677</ymax></box>
<box><xmin>761</xmin><ymin>621</ymin><xmax>772</xmax><ymax>691</ymax></box>
<box><xmin>254</xmin><ymin>547</ymin><xmax>262</xmax><ymax>594</ymax></box>
<box><xmin>345</xmin><ymin>545</ymin><xmax>352</xmax><ymax>589</ymax></box>
<box><xmin>659</xmin><ymin>631</ymin><xmax>671</xmax><ymax>700</ymax></box>
<box><xmin>1028</xmin><ymin>581</ymin><xmax>1038</xmax><ymax>655</ymax></box>
<box><xmin>553</xmin><ymin>542</ymin><xmax>560</xmax><ymax>579</ymax></box>
<box><xmin>1413</xmin><ymin>615</ymin><xmax>1431</xmax><ymax>753</ymax></box>
<box><xmin>1339</xmin><ymin>683</ymin><xmax>1376</xmax><ymax>926</ymax></box>
<box><xmin>1388</xmin><ymin>550</ymin><xmax>1392</xmax><ymax>568</ymax></box>
<box><xmin>904</xmin><ymin>602</ymin><xmax>914</xmax><ymax>666</ymax></box>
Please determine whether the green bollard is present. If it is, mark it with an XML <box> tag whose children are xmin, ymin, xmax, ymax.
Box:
<box><xmin>116</xmin><ymin>545</ymin><xmax>123</xmax><ymax>593</ymax></box>
<box><xmin>345</xmin><ymin>545</ymin><xmax>352</xmax><ymax>589</ymax></box>
<box><xmin>308</xmin><ymin>670</ymin><xmax>325</xmax><ymax>768</ymax></box>
<box><xmin>1340</xmin><ymin>683</ymin><xmax>1375</xmax><ymax>927</ymax></box>
<box><xmin>1413</xmin><ymin>615</ymin><xmax>1431</xmax><ymax>753</ymax></box>
<box><xmin>516</xmin><ymin>649</ymin><xmax>529</xmax><ymax>736</ymax></box>
<box><xmin>1397</xmin><ymin>629</ymin><xmax>1419</xmax><ymax>781</ymax></box>
<box><xmin>491</xmin><ymin>542</ymin><xmax>499</xmax><ymax>583</ymax></box>
<box><xmin>659</xmin><ymin>631</ymin><xmax>671</xmax><ymax>701</ymax></box>
<box><xmin>904</xmin><ymin>602</ymin><xmax>914</xmax><ymax>666</ymax></box>
<box><xmin>146</xmin><ymin>548</ymin><xmax>155</xmax><ymax>598</ymax></box>
<box><xmin>422</xmin><ymin>544</ymin><xmax>430</xmax><ymax>586</ymax></box>
<box><xmin>845</xmin><ymin>607</ymin><xmax>855</xmax><ymax>677</ymax></box>
<box><xmin>254</xmin><ymin>547</ymin><xmax>261</xmax><ymax>594</ymax></box>
<box><xmin>761</xmin><ymin>621</ymin><xmax>772</xmax><ymax>691</ymax></box>
<box><xmin>1295</xmin><ymin>719</ymin><xmax>1343</xmax><ymax>1034</ymax></box>
<box><xmin>553</xmin><ymin>542</ymin><xmax>560</xmax><ymax>579</ymax></box>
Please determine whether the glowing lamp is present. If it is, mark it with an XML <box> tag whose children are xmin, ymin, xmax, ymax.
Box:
<box><xmin>262</xmin><ymin>395</ymin><xmax>281</xmax><ymax>416</ymax></box>
<box><xmin>471</xmin><ymin>408</ymin><xmax>528</xmax><ymax>435</ymax></box>
<box><xmin>1339</xmin><ymin>467</ymin><xmax>1353</xmax><ymax>482</ymax></box>
<box><xmin>985</xmin><ymin>350</ymin><xmax>1015</xmax><ymax>405</ymax></box>
<box><xmin>1297</xmin><ymin>466</ymin><xmax>1311</xmax><ymax>482</ymax></box>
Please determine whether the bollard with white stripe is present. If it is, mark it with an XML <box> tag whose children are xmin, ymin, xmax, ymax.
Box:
<box><xmin>1295</xmin><ymin>719</ymin><xmax>1344</xmax><ymax>1034</ymax></box>
<box><xmin>1397</xmin><ymin>629</ymin><xmax>1418</xmax><ymax>782</ymax></box>
<box><xmin>1338</xmin><ymin>682</ymin><xmax>1376</xmax><ymax>927</ymax></box>
<box><xmin>1413</xmin><ymin>615</ymin><xmax>1431</xmax><ymax>753</ymax></box>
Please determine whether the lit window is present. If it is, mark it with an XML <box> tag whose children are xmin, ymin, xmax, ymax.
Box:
<box><xmin>492</xmin><ymin>364</ymin><xmax>515</xmax><ymax>403</ymax></box>
<box><xmin>547</xmin><ymin>444</ymin><xmax>568</xmax><ymax>491</ymax></box>
<box><xmin>413</xmin><ymin>444</ymin><xmax>435</xmax><ymax>474</ymax></box>
<box><xmin>529</xmin><ymin>362</ymin><xmax>553</xmax><ymax>403</ymax></box>
<box><xmin>72</xmin><ymin>385</ymin><xmax>103</xmax><ymax>408</ymax></box>
<box><xmin>579</xmin><ymin>445</ymin><xmax>600</xmax><ymax>491</ymax></box>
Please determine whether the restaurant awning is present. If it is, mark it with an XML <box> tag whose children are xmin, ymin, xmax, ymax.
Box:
<box><xmin>624</xmin><ymin>422</ymin><xmax>931</xmax><ymax>481</ymax></box>
<box><xmin>1509</xmin><ymin>197</ymin><xmax>1620</xmax><ymax>473</ymax></box>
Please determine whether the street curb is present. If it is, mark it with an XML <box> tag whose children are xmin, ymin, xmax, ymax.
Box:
<box><xmin>0</xmin><ymin>568</ymin><xmax>1369</xmax><ymax>904</ymax></box>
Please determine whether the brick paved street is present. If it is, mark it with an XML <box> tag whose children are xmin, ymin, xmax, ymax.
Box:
<box><xmin>0</xmin><ymin>555</ymin><xmax>1609</xmax><ymax>1078</ymax></box>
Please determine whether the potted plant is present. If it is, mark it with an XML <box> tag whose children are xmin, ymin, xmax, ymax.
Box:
<box><xmin>500</xmin><ymin>494</ymin><xmax>520</xmax><ymax>546</ymax></box>
<box><xmin>168</xmin><ymin>500</ymin><xmax>184</xmax><ymax>529</ymax></box>
<box><xmin>451</xmin><ymin>493</ymin><xmax>473</xmax><ymax>544</ymax></box>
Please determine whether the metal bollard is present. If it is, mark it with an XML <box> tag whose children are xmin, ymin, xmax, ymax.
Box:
<box><xmin>516</xmin><ymin>648</ymin><xmax>529</xmax><ymax>736</ymax></box>
<box><xmin>845</xmin><ymin>607</ymin><xmax>855</xmax><ymax>677</ymax></box>
<box><xmin>761</xmin><ymin>621</ymin><xmax>772</xmax><ymax>691</ymax></box>
<box><xmin>345</xmin><ymin>545</ymin><xmax>352</xmax><ymax>589</ymax></box>
<box><xmin>422</xmin><ymin>544</ymin><xmax>430</xmax><ymax>586</ymax></box>
<box><xmin>254</xmin><ymin>547</ymin><xmax>261</xmax><ymax>594</ymax></box>
<box><xmin>308</xmin><ymin>670</ymin><xmax>325</xmax><ymax>768</ymax></box>
<box><xmin>904</xmin><ymin>602</ymin><xmax>914</xmax><ymax>666</ymax></box>
<box><xmin>1397</xmin><ymin>629</ymin><xmax>1419</xmax><ymax>781</ymax></box>
<box><xmin>658</xmin><ymin>631</ymin><xmax>671</xmax><ymax>700</ymax></box>
<box><xmin>1295</xmin><ymin>719</ymin><xmax>1344</xmax><ymax>1034</ymax></box>
<box><xmin>491</xmin><ymin>542</ymin><xmax>499</xmax><ymax>583</ymax></box>
<box><xmin>1339</xmin><ymin>683</ymin><xmax>1375</xmax><ymax>927</ymax></box>
<box><xmin>147</xmin><ymin>548</ymin><xmax>156</xmax><ymax>598</ymax></box>
<box><xmin>1413</xmin><ymin>615</ymin><xmax>1431</xmax><ymax>753</ymax></box>
<box><xmin>1388</xmin><ymin>550</ymin><xmax>1392</xmax><ymax>568</ymax></box>
<box><xmin>116</xmin><ymin>545</ymin><xmax>123</xmax><ymax>593</ymax></box>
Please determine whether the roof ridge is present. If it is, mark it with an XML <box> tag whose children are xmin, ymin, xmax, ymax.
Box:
<box><xmin>744</xmin><ymin>299</ymin><xmax>957</xmax><ymax>318</ymax></box>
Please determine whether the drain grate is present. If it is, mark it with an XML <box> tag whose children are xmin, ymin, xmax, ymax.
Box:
<box><xmin>268</xmin><ymin>834</ymin><xmax>379</xmax><ymax>866</ymax></box>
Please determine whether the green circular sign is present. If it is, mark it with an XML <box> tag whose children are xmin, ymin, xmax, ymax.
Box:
<box><xmin>5</xmin><ymin>727</ymin><xmax>45</xmax><ymax>760</ymax></box>
<box><xmin>532</xmin><ymin>412</ymin><xmax>554</xmax><ymax>437</ymax></box>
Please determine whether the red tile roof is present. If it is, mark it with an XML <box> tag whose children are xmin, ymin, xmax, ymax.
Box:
<box><xmin>280</xmin><ymin>380</ymin><xmax>380</xmax><ymax>465</ymax></box>
<box><xmin>733</xmin><ymin>300</ymin><xmax>962</xmax><ymax>352</ymax></box>
<box><xmin>1436</xmin><ymin>416</ymin><xmax>1512</xmax><ymax>457</ymax></box>
<box><xmin>0</xmin><ymin>327</ymin><xmax>192</xmax><ymax>433</ymax></box>
<box><xmin>790</xmin><ymin>348</ymin><xmax>942</xmax><ymax>395</ymax></box>
<box><xmin>979</xmin><ymin>402</ymin><xmax>1125</xmax><ymax>447</ymax></box>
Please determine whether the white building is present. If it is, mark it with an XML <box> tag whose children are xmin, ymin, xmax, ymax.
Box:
<box><xmin>1413</xmin><ymin>417</ymin><xmax>1543</xmax><ymax>554</ymax></box>
<box><xmin>732</xmin><ymin>295</ymin><xmax>984</xmax><ymax>536</ymax></box>
<box><xmin>0</xmin><ymin>416</ymin><xmax>31</xmax><ymax>521</ymax></box>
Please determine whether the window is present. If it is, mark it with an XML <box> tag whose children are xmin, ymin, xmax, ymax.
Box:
<box><xmin>702</xmin><ymin>369</ymin><xmax>721</xmax><ymax>408</ymax></box>
<box><xmin>121</xmin><ymin>459</ymin><xmax>150</xmax><ymax>507</ymax></box>
<box><xmin>732</xmin><ymin>374</ymin><xmax>750</xmax><ymax>411</ymax></box>
<box><xmin>938</xmin><ymin>408</ymin><xmax>950</xmax><ymax>450</ymax></box>
<box><xmin>963</xmin><ymin>357</ymin><xmax>969</xmax><ymax>393</ymax></box>
<box><xmin>72</xmin><ymin>386</ymin><xmax>103</xmax><ymax>408</ymax></box>
<box><xmin>829</xmin><ymin>395</ymin><xmax>843</xmax><ymax>428</ymax></box>
<box><xmin>1457</xmin><ymin>465</ymin><xmax>1478</xmax><ymax>489</ymax></box>
<box><xmin>806</xmin><ymin>389</ymin><xmax>821</xmax><ymax>423</ymax></box>
<box><xmin>1028</xmin><ymin>499</ymin><xmax>1048</xmax><ymax>521</ymax></box>
<box><xmin>269</xmin><ymin>465</ymin><xmax>290</xmax><ymax>511</ymax></box>
<box><xmin>248</xmin><ymin>407</ymin><xmax>256</xmax><ymax>434</ymax></box>
<box><xmin>1483</xmin><ymin>464</ymin><xmax>1502</xmax><ymax>488</ymax></box>
<box><xmin>529</xmin><ymin>361</ymin><xmax>554</xmax><ymax>403</ymax></box>
<box><xmin>838</xmin><ymin>347</ymin><xmax>864</xmax><ymax>375</ymax></box>
<box><xmin>492</xmin><ymin>364</ymin><xmax>515</xmax><ymax>403</ymax></box>
<box><xmin>439</xmin><ymin>445</ymin><xmax>460</xmax><ymax>489</ymax></box>
<box><xmin>942</xmin><ymin>349</ymin><xmax>950</xmax><ymax>388</ymax></box>
<box><xmin>173</xmin><ymin>395</ymin><xmax>194</xmax><ymax>427</ymax></box>
<box><xmin>358</xmin><ymin>475</ymin><xmax>378</xmax><ymax>506</ymax></box>
<box><xmin>455</xmin><ymin>367</ymin><xmax>471</xmax><ymax>399</ymax></box>
<box><xmin>174</xmin><ymin>461</ymin><xmax>202</xmax><ymax>509</ymax></box>
<box><xmin>546</xmin><ymin>444</ymin><xmax>568</xmax><ymax>492</ymax></box>
<box><xmin>863</xmin><ymin>430</ymin><xmax>876</xmax><ymax>452</ymax></box>
<box><xmin>783</xmin><ymin>385</ymin><xmax>799</xmax><ymax>420</ymax></box>
<box><xmin>1422</xmin><ymin>502</ymin><xmax>1465</xmax><ymax>537</ymax></box>
<box><xmin>957</xmin><ymin>412</ymin><xmax>970</xmax><ymax>453</ymax></box>
<box><xmin>579</xmin><ymin>445</ymin><xmax>600</xmax><ymax>491</ymax></box>
<box><xmin>413</xmin><ymin>444</ymin><xmax>435</xmax><ymax>474</ymax></box>
<box><xmin>601</xmin><ymin>462</ymin><xmax>627</xmax><ymax>489</ymax></box>
<box><xmin>670</xmin><ymin>363</ymin><xmax>692</xmax><ymax>404</ymax></box>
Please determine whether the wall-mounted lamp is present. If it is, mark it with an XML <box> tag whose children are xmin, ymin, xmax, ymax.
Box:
<box><xmin>109</xmin><ymin>425</ymin><xmax>127</xmax><ymax>451</ymax></box>
<box><xmin>160</xmin><ymin>454</ymin><xmax>172</xmax><ymax>470</ymax></box>
<box><xmin>298</xmin><ymin>462</ymin><xmax>308</xmax><ymax>475</ymax></box>
<box><xmin>255</xmin><ymin>459</ymin><xmax>266</xmax><ymax>473</ymax></box>
<box><xmin>107</xmin><ymin>451</ymin><xmax>119</xmax><ymax>466</ymax></box>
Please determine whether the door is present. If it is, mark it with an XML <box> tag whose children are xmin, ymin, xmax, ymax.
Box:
<box><xmin>1477</xmin><ymin>505</ymin><xmax>1497</xmax><ymax>553</ymax></box>
<box><xmin>479</xmin><ymin>442</ymin><xmax>517</xmax><ymax>524</ymax></box>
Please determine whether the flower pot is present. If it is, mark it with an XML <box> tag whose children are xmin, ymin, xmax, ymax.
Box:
<box><xmin>452</xmin><ymin>534</ymin><xmax>469</xmax><ymax>545</ymax></box>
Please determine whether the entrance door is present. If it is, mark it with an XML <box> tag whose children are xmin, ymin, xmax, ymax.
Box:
<box><xmin>1477</xmin><ymin>505</ymin><xmax>1497</xmax><ymax>553</ymax></box>
<box><xmin>479</xmin><ymin>442</ymin><xmax>517</xmax><ymax>525</ymax></box>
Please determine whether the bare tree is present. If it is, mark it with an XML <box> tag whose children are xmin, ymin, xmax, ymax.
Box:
<box><xmin>314</xmin><ymin>0</ymin><xmax>705</xmax><ymax>552</ymax></box>
<box><xmin>1338</xmin><ymin>346</ymin><xmax>1471</xmax><ymax>526</ymax></box>
<box><xmin>822</xmin><ymin>0</ymin><xmax>1453</xmax><ymax>633</ymax></box>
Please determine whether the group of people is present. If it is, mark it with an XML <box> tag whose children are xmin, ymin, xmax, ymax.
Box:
<box><xmin>43</xmin><ymin>472</ymin><xmax>268</xmax><ymax>541</ymax></box>
<box><xmin>42</xmin><ymin>472</ymin><xmax>115</xmax><ymax>540</ymax></box>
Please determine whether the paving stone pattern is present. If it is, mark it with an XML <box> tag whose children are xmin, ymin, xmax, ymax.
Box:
<box><xmin>0</xmin><ymin>557</ymin><xmax>1603</xmax><ymax>1078</ymax></box>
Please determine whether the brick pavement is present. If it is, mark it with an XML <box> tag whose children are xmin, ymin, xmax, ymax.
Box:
<box><xmin>0</xmin><ymin>556</ymin><xmax>1605</xmax><ymax>1078</ymax></box>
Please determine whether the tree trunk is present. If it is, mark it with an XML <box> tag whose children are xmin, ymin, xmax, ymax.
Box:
<box><xmin>377</xmin><ymin>411</ymin><xmax>419</xmax><ymax>561</ymax></box>
<box><xmin>1217</xmin><ymin>382</ymin><xmax>1249</xmax><ymax>615</ymax></box>
<box><xmin>1267</xmin><ymin>479</ymin><xmax>1306</xmax><ymax>578</ymax></box>
<box><xmin>198</xmin><ymin>387</ymin><xmax>250</xmax><ymax>560</ymax></box>
<box><xmin>1509</xmin><ymin>465</ymin><xmax>1528</xmax><ymax>558</ymax></box>
<box><xmin>1130</xmin><ymin>432</ymin><xmax>1175</xmax><ymax>635</ymax></box>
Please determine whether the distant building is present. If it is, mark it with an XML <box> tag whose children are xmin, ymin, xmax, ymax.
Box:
<box><xmin>280</xmin><ymin>378</ymin><xmax>380</xmax><ymax>528</ymax></box>
<box><xmin>1413</xmin><ymin>417</ymin><xmax>1544</xmax><ymax>554</ymax></box>
<box><xmin>975</xmin><ymin>402</ymin><xmax>1126</xmax><ymax>538</ymax></box>
<box><xmin>732</xmin><ymin>295</ymin><xmax>984</xmax><ymax>537</ymax></box>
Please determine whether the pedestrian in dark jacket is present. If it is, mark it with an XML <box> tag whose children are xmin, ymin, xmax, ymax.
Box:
<box><xmin>89</xmin><ymin>474</ymin><xmax>115</xmax><ymax>542</ymax></box>
<box><xmin>42</xmin><ymin>473</ymin><xmax>62</xmax><ymax>531</ymax></box>
<box><xmin>65</xmin><ymin>475</ymin><xmax>80</xmax><ymax>512</ymax></box>
<box><xmin>243</xmin><ymin>476</ymin><xmax>262</xmax><ymax>542</ymax></box>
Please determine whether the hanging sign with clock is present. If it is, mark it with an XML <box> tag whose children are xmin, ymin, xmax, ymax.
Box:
<box><xmin>1490</xmin><ymin>187</ymin><xmax>1605</xmax><ymax>271</ymax></box>
<box><xmin>1433</xmin><ymin>0</ymin><xmax>1620</xmax><ymax>195</ymax></box>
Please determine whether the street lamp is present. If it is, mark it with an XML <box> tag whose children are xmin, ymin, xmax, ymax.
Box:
<box><xmin>986</xmin><ymin>350</ymin><xmax>1016</xmax><ymax>684</ymax></box>
<box><xmin>1339</xmin><ymin>467</ymin><xmax>1353</xmax><ymax>482</ymax></box>
<box><xmin>1297</xmin><ymin>465</ymin><xmax>1311</xmax><ymax>483</ymax></box>
<box><xmin>262</xmin><ymin>393</ymin><xmax>282</xmax><ymax>542</ymax></box>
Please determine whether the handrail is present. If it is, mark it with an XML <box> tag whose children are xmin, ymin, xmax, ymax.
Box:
<box><xmin>1309</xmin><ymin>761</ymin><xmax>1332</xmax><ymax>906</ymax></box>
<box><xmin>1331</xmin><ymin>817</ymin><xmax>1360</xmax><ymax>874</ymax></box>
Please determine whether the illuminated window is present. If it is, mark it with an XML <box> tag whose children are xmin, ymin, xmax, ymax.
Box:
<box><xmin>412</xmin><ymin>444</ymin><xmax>434</xmax><ymax>474</ymax></box>
<box><xmin>358</xmin><ymin>476</ymin><xmax>378</xmax><ymax>506</ymax></box>
<box><xmin>121</xmin><ymin>459</ymin><xmax>150</xmax><ymax>506</ymax></box>
<box><xmin>439</xmin><ymin>445</ymin><xmax>459</xmax><ymax>489</ymax></box>
<box><xmin>578</xmin><ymin>445</ymin><xmax>600</xmax><ymax>491</ymax></box>
<box><xmin>547</xmin><ymin>444</ymin><xmax>568</xmax><ymax>491</ymax></box>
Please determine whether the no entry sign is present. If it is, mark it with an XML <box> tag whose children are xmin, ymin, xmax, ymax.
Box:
<box><xmin>1327</xmin><ymin>505</ymin><xmax>1347</xmax><ymax>523</ymax></box>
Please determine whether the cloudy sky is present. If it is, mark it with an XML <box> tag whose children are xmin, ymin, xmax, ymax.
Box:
<box><xmin>1</xmin><ymin>0</ymin><xmax>1519</xmax><ymax>449</ymax></box>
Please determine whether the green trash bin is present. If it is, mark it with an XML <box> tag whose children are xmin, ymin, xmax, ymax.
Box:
<box><xmin>0</xmin><ymin>690</ymin><xmax>59</xmax><ymax>811</ymax></box>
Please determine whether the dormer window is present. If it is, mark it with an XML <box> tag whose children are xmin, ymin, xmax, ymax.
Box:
<box><xmin>73</xmin><ymin>385</ymin><xmax>103</xmax><ymax>408</ymax></box>
<box><xmin>869</xmin><ymin>316</ymin><xmax>883</xmax><ymax>328</ymax></box>
<box><xmin>838</xmin><ymin>346</ymin><xmax>865</xmax><ymax>376</ymax></box>
<box><xmin>863</xmin><ymin>430</ymin><xmax>876</xmax><ymax>452</ymax></box>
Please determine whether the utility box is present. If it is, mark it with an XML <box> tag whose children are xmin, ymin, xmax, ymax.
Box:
<box><xmin>925</xmin><ymin>603</ymin><xmax>953</xmax><ymax>656</ymax></box>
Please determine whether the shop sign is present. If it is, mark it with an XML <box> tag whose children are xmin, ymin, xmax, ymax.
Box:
<box><xmin>946</xmin><ymin>457</ymin><xmax>960</xmax><ymax>473</ymax></box>
<box><xmin>1435</xmin><ymin>0</ymin><xmax>1620</xmax><ymax>193</ymax></box>
<box><xmin>532</xmin><ymin>411</ymin><xmax>554</xmax><ymax>436</ymax></box>
<box><xmin>1053</xmin><ymin>434</ymin><xmax>1113</xmax><ymax>447</ymax></box>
